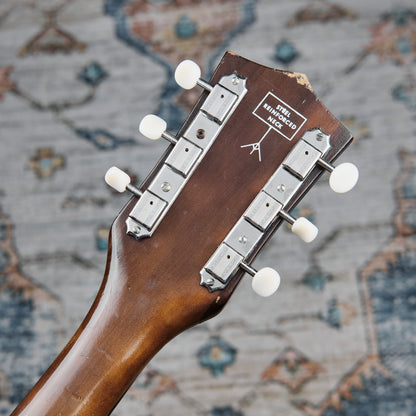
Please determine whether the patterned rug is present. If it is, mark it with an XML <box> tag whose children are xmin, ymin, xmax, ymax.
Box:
<box><xmin>1</xmin><ymin>0</ymin><xmax>416</xmax><ymax>415</ymax></box>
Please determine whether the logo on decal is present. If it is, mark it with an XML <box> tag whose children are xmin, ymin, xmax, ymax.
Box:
<box><xmin>241</xmin><ymin>92</ymin><xmax>307</xmax><ymax>161</ymax></box>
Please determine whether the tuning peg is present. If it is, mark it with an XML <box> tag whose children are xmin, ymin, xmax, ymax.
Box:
<box><xmin>291</xmin><ymin>217</ymin><xmax>319</xmax><ymax>243</ymax></box>
<box><xmin>105</xmin><ymin>166</ymin><xmax>142</xmax><ymax>197</ymax></box>
<box><xmin>279</xmin><ymin>211</ymin><xmax>318</xmax><ymax>243</ymax></box>
<box><xmin>241</xmin><ymin>263</ymin><xmax>280</xmax><ymax>297</ymax></box>
<box><xmin>139</xmin><ymin>114</ymin><xmax>178</xmax><ymax>144</ymax></box>
<box><xmin>174</xmin><ymin>59</ymin><xmax>213</xmax><ymax>92</ymax></box>
<box><xmin>317</xmin><ymin>160</ymin><xmax>359</xmax><ymax>194</ymax></box>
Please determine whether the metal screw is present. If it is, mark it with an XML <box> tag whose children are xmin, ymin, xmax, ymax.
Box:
<box><xmin>197</xmin><ymin>128</ymin><xmax>205</xmax><ymax>139</ymax></box>
<box><xmin>206</xmin><ymin>277</ymin><xmax>214</xmax><ymax>285</ymax></box>
<box><xmin>277</xmin><ymin>184</ymin><xmax>286</xmax><ymax>192</ymax></box>
<box><xmin>232</xmin><ymin>76</ymin><xmax>240</xmax><ymax>85</ymax></box>
<box><xmin>317</xmin><ymin>132</ymin><xmax>324</xmax><ymax>141</ymax></box>
<box><xmin>161</xmin><ymin>182</ymin><xmax>171</xmax><ymax>192</ymax></box>
<box><xmin>239</xmin><ymin>235</ymin><xmax>248</xmax><ymax>244</ymax></box>
<box><xmin>134</xmin><ymin>225</ymin><xmax>141</xmax><ymax>234</ymax></box>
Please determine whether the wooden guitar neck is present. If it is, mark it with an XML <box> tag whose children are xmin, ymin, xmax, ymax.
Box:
<box><xmin>12</xmin><ymin>202</ymin><xmax>221</xmax><ymax>415</ymax></box>
<box><xmin>12</xmin><ymin>52</ymin><xmax>357</xmax><ymax>415</ymax></box>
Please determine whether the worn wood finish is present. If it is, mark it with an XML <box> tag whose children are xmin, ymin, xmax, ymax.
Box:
<box><xmin>12</xmin><ymin>52</ymin><xmax>353</xmax><ymax>416</ymax></box>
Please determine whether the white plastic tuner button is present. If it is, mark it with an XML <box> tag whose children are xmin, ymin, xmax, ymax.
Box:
<box><xmin>252</xmin><ymin>267</ymin><xmax>281</xmax><ymax>297</ymax></box>
<box><xmin>329</xmin><ymin>162</ymin><xmax>359</xmax><ymax>194</ymax></box>
<box><xmin>139</xmin><ymin>114</ymin><xmax>167</xmax><ymax>140</ymax></box>
<box><xmin>175</xmin><ymin>59</ymin><xmax>201</xmax><ymax>90</ymax></box>
<box><xmin>105</xmin><ymin>166</ymin><xmax>131</xmax><ymax>193</ymax></box>
<box><xmin>291</xmin><ymin>217</ymin><xmax>318</xmax><ymax>243</ymax></box>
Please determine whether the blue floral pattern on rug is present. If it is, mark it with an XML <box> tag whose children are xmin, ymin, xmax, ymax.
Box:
<box><xmin>197</xmin><ymin>336</ymin><xmax>237</xmax><ymax>377</ymax></box>
<box><xmin>322</xmin><ymin>252</ymin><xmax>416</xmax><ymax>415</ymax></box>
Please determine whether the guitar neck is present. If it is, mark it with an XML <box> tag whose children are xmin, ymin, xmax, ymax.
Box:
<box><xmin>12</xmin><ymin>267</ymin><xmax>160</xmax><ymax>414</ymax></box>
<box><xmin>12</xmin><ymin>52</ymin><xmax>357</xmax><ymax>415</ymax></box>
<box><xmin>11</xmin><ymin>209</ymin><xmax>222</xmax><ymax>416</ymax></box>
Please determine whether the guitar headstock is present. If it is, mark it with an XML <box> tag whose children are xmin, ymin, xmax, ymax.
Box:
<box><xmin>11</xmin><ymin>52</ymin><xmax>360</xmax><ymax>416</ymax></box>
<box><xmin>104</xmin><ymin>51</ymin><xmax>358</xmax><ymax>327</ymax></box>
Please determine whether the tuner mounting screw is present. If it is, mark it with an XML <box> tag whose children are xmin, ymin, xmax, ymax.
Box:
<box><xmin>316</xmin><ymin>132</ymin><xmax>324</xmax><ymax>141</ymax></box>
<box><xmin>239</xmin><ymin>235</ymin><xmax>248</xmax><ymax>244</ymax></box>
<box><xmin>161</xmin><ymin>182</ymin><xmax>171</xmax><ymax>192</ymax></box>
<box><xmin>232</xmin><ymin>76</ymin><xmax>240</xmax><ymax>85</ymax></box>
<box><xmin>206</xmin><ymin>277</ymin><xmax>214</xmax><ymax>285</ymax></box>
<box><xmin>197</xmin><ymin>128</ymin><xmax>205</xmax><ymax>139</ymax></box>
<box><xmin>277</xmin><ymin>184</ymin><xmax>285</xmax><ymax>192</ymax></box>
<box><xmin>133</xmin><ymin>225</ymin><xmax>141</xmax><ymax>234</ymax></box>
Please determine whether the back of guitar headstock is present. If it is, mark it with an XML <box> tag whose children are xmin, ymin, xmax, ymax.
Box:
<box><xmin>105</xmin><ymin>51</ymin><xmax>358</xmax><ymax>322</ymax></box>
<box><xmin>11</xmin><ymin>52</ymin><xmax>359</xmax><ymax>416</ymax></box>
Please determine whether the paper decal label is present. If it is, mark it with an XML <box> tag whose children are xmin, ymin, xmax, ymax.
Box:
<box><xmin>253</xmin><ymin>92</ymin><xmax>307</xmax><ymax>141</ymax></box>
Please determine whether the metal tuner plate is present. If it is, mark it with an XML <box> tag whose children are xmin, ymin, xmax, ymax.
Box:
<box><xmin>126</xmin><ymin>72</ymin><xmax>248</xmax><ymax>240</ymax></box>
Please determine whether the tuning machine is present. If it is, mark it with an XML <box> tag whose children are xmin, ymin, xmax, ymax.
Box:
<box><xmin>175</xmin><ymin>59</ymin><xmax>213</xmax><ymax>92</ymax></box>
<box><xmin>240</xmin><ymin>263</ymin><xmax>281</xmax><ymax>297</ymax></box>
<box><xmin>279</xmin><ymin>211</ymin><xmax>318</xmax><ymax>243</ymax></box>
<box><xmin>139</xmin><ymin>114</ymin><xmax>177</xmax><ymax>144</ymax></box>
<box><xmin>294</xmin><ymin>129</ymin><xmax>359</xmax><ymax>194</ymax></box>
<box><xmin>139</xmin><ymin>59</ymin><xmax>213</xmax><ymax>144</ymax></box>
<box><xmin>318</xmin><ymin>160</ymin><xmax>359</xmax><ymax>194</ymax></box>
<box><xmin>105</xmin><ymin>167</ymin><xmax>142</xmax><ymax>197</ymax></box>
